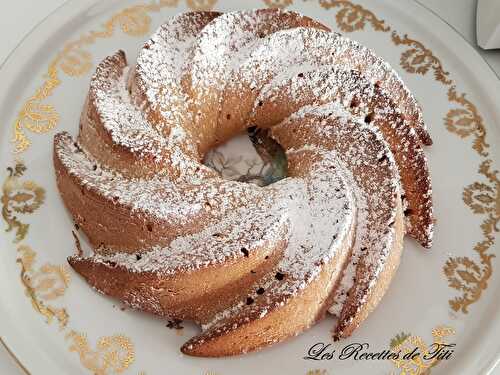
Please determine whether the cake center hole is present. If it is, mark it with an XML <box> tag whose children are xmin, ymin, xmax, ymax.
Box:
<box><xmin>203</xmin><ymin>127</ymin><xmax>288</xmax><ymax>187</ymax></box>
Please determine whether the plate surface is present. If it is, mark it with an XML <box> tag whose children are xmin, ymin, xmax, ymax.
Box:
<box><xmin>0</xmin><ymin>0</ymin><xmax>499</xmax><ymax>374</ymax></box>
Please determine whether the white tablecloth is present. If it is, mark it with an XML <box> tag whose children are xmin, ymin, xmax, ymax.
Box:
<box><xmin>1</xmin><ymin>0</ymin><xmax>499</xmax><ymax>373</ymax></box>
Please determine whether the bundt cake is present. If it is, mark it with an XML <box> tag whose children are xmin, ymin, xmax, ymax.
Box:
<box><xmin>53</xmin><ymin>9</ymin><xmax>433</xmax><ymax>357</ymax></box>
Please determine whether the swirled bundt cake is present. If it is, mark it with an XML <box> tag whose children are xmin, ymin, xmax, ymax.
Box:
<box><xmin>53</xmin><ymin>8</ymin><xmax>434</xmax><ymax>357</ymax></box>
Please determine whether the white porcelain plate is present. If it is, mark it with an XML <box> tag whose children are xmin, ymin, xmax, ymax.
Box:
<box><xmin>1</xmin><ymin>0</ymin><xmax>499</xmax><ymax>374</ymax></box>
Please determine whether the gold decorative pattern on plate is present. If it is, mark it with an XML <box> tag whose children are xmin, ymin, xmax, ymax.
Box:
<box><xmin>263</xmin><ymin>0</ymin><xmax>293</xmax><ymax>9</ymax></box>
<box><xmin>445</xmin><ymin>86</ymin><xmax>489</xmax><ymax>156</ymax></box>
<box><xmin>306</xmin><ymin>370</ymin><xmax>329</xmax><ymax>375</ymax></box>
<box><xmin>17</xmin><ymin>245</ymin><xmax>70</xmax><ymax>329</ymax></box>
<box><xmin>66</xmin><ymin>331</ymin><xmax>135</xmax><ymax>375</ymax></box>
<box><xmin>113</xmin><ymin>5</ymin><xmax>156</xmax><ymax>36</ymax></box>
<box><xmin>60</xmin><ymin>49</ymin><xmax>93</xmax><ymax>77</ymax></box>
<box><xmin>391</xmin><ymin>32</ymin><xmax>452</xmax><ymax>85</ymax></box>
<box><xmin>444</xmin><ymin>160</ymin><xmax>498</xmax><ymax>313</ymax></box>
<box><xmin>319</xmin><ymin>0</ymin><xmax>390</xmax><ymax>32</ymax></box>
<box><xmin>1</xmin><ymin>161</ymin><xmax>45</xmax><ymax>242</ymax></box>
<box><xmin>390</xmin><ymin>332</ymin><xmax>411</xmax><ymax>349</ymax></box>
<box><xmin>390</xmin><ymin>326</ymin><xmax>455</xmax><ymax>375</ymax></box>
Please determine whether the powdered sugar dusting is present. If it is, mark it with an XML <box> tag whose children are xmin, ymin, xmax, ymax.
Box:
<box><xmin>92</xmin><ymin>201</ymin><xmax>290</xmax><ymax>274</ymax></box>
<box><xmin>134</xmin><ymin>12</ymin><xmax>219</xmax><ymax>130</ymax></box>
<box><xmin>273</xmin><ymin>102</ymin><xmax>399</xmax><ymax>324</ymax></box>
<box><xmin>249</xmin><ymin>61</ymin><xmax>433</xmax><ymax>248</ymax></box>
<box><xmin>92</xmin><ymin>65</ymin><xmax>167</xmax><ymax>161</ymax></box>
<box><xmin>202</xmin><ymin>152</ymin><xmax>356</xmax><ymax>331</ymax></box>
<box><xmin>89</xmin><ymin>152</ymin><xmax>354</xmax><ymax>281</ymax></box>
<box><xmin>192</xmin><ymin>102</ymin><xmax>401</xmax><ymax>340</ymax></box>
<box><xmin>187</xmin><ymin>9</ymin><xmax>320</xmax><ymax>98</ymax></box>
<box><xmin>54</xmin><ymin>9</ymin><xmax>434</xmax><ymax>354</ymax></box>
<box><xmin>56</xmin><ymin>132</ymin><xmax>266</xmax><ymax>223</ymax></box>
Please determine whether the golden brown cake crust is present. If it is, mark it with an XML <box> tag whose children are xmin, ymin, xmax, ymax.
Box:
<box><xmin>53</xmin><ymin>8</ymin><xmax>434</xmax><ymax>358</ymax></box>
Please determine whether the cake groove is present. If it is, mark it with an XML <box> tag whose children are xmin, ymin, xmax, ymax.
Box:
<box><xmin>53</xmin><ymin>8</ymin><xmax>434</xmax><ymax>357</ymax></box>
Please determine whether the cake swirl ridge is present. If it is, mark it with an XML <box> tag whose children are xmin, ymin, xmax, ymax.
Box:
<box><xmin>53</xmin><ymin>8</ymin><xmax>433</xmax><ymax>357</ymax></box>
